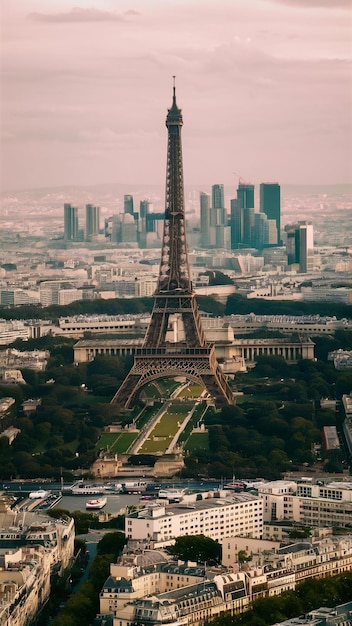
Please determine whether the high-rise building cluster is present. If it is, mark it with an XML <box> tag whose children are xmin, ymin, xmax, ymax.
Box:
<box><xmin>105</xmin><ymin>195</ymin><xmax>164</xmax><ymax>247</ymax></box>
<box><xmin>198</xmin><ymin>181</ymin><xmax>313</xmax><ymax>273</ymax></box>
<box><xmin>63</xmin><ymin>184</ymin><xmax>313</xmax><ymax>274</ymax></box>
<box><xmin>64</xmin><ymin>202</ymin><xmax>100</xmax><ymax>242</ymax></box>
<box><xmin>64</xmin><ymin>195</ymin><xmax>166</xmax><ymax>248</ymax></box>
<box><xmin>228</xmin><ymin>182</ymin><xmax>280</xmax><ymax>250</ymax></box>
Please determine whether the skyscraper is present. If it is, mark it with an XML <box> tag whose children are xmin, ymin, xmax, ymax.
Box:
<box><xmin>230</xmin><ymin>183</ymin><xmax>255</xmax><ymax>249</ymax></box>
<box><xmin>252</xmin><ymin>213</ymin><xmax>277</xmax><ymax>249</ymax></box>
<box><xmin>64</xmin><ymin>203</ymin><xmax>78</xmax><ymax>241</ymax></box>
<box><xmin>124</xmin><ymin>194</ymin><xmax>134</xmax><ymax>215</ymax></box>
<box><xmin>211</xmin><ymin>183</ymin><xmax>226</xmax><ymax>226</ymax></box>
<box><xmin>86</xmin><ymin>204</ymin><xmax>100</xmax><ymax>241</ymax></box>
<box><xmin>260</xmin><ymin>183</ymin><xmax>281</xmax><ymax>245</ymax></box>
<box><xmin>200</xmin><ymin>191</ymin><xmax>211</xmax><ymax>247</ymax></box>
<box><xmin>237</xmin><ymin>183</ymin><xmax>254</xmax><ymax>209</ymax></box>
<box><xmin>297</xmin><ymin>222</ymin><xmax>314</xmax><ymax>273</ymax></box>
<box><xmin>111</xmin><ymin>214</ymin><xmax>138</xmax><ymax>245</ymax></box>
<box><xmin>242</xmin><ymin>207</ymin><xmax>255</xmax><ymax>247</ymax></box>
<box><xmin>212</xmin><ymin>184</ymin><xmax>224</xmax><ymax>209</ymax></box>
<box><xmin>138</xmin><ymin>199</ymin><xmax>152</xmax><ymax>248</ymax></box>
<box><xmin>139</xmin><ymin>199</ymin><xmax>151</xmax><ymax>219</ymax></box>
<box><xmin>285</xmin><ymin>222</ymin><xmax>314</xmax><ymax>273</ymax></box>
<box><xmin>230</xmin><ymin>199</ymin><xmax>242</xmax><ymax>249</ymax></box>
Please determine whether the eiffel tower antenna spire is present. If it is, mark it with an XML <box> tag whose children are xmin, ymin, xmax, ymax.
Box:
<box><xmin>111</xmin><ymin>83</ymin><xmax>234</xmax><ymax>407</ymax></box>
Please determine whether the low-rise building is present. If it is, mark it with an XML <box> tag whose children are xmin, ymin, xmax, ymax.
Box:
<box><xmin>0</xmin><ymin>348</ymin><xmax>49</xmax><ymax>372</ymax></box>
<box><xmin>0</xmin><ymin>319</ymin><xmax>30</xmax><ymax>345</ymax></box>
<box><xmin>342</xmin><ymin>392</ymin><xmax>352</xmax><ymax>457</ymax></box>
<box><xmin>21</xmin><ymin>398</ymin><xmax>42</xmax><ymax>415</ymax></box>
<box><xmin>221</xmin><ymin>536</ymin><xmax>281</xmax><ymax>568</ymax></box>
<box><xmin>222</xmin><ymin>313</ymin><xmax>350</xmax><ymax>336</ymax></box>
<box><xmin>0</xmin><ymin>427</ymin><xmax>21</xmax><ymax>444</ymax></box>
<box><xmin>0</xmin><ymin>398</ymin><xmax>16</xmax><ymax>416</ymax></box>
<box><xmin>275</xmin><ymin>600</ymin><xmax>352</xmax><ymax>625</ymax></box>
<box><xmin>56</xmin><ymin>313</ymin><xmax>149</xmax><ymax>339</ymax></box>
<box><xmin>73</xmin><ymin>333</ymin><xmax>314</xmax><ymax>374</ymax></box>
<box><xmin>328</xmin><ymin>349</ymin><xmax>352</xmax><ymax>370</ymax></box>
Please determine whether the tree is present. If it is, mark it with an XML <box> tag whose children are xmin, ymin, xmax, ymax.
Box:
<box><xmin>238</xmin><ymin>550</ymin><xmax>252</xmax><ymax>564</ymax></box>
<box><xmin>168</xmin><ymin>534</ymin><xmax>222</xmax><ymax>564</ymax></box>
<box><xmin>96</xmin><ymin>531</ymin><xmax>126</xmax><ymax>559</ymax></box>
<box><xmin>88</xmin><ymin>554</ymin><xmax>115</xmax><ymax>590</ymax></box>
<box><xmin>289</xmin><ymin>527</ymin><xmax>311</xmax><ymax>539</ymax></box>
<box><xmin>324</xmin><ymin>460</ymin><xmax>343</xmax><ymax>473</ymax></box>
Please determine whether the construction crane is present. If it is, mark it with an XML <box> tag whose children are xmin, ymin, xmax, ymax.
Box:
<box><xmin>233</xmin><ymin>171</ymin><xmax>252</xmax><ymax>186</ymax></box>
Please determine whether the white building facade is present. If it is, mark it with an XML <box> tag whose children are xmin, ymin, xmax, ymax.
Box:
<box><xmin>125</xmin><ymin>493</ymin><xmax>263</xmax><ymax>544</ymax></box>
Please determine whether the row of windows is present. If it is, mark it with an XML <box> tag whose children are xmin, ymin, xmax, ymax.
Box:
<box><xmin>178</xmin><ymin>504</ymin><xmax>261</xmax><ymax>521</ymax></box>
<box><xmin>179</xmin><ymin>520</ymin><xmax>262</xmax><ymax>533</ymax></box>
<box><xmin>64</xmin><ymin>324</ymin><xmax>133</xmax><ymax>330</ymax></box>
<box><xmin>319</xmin><ymin>489</ymin><xmax>343</xmax><ymax>500</ymax></box>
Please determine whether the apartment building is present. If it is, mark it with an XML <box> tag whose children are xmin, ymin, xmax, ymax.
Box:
<box><xmin>258</xmin><ymin>480</ymin><xmax>352</xmax><ymax>528</ymax></box>
<box><xmin>0</xmin><ymin>545</ymin><xmax>50</xmax><ymax>626</ymax></box>
<box><xmin>0</xmin><ymin>501</ymin><xmax>75</xmax><ymax>625</ymax></box>
<box><xmin>95</xmin><ymin>534</ymin><xmax>352</xmax><ymax>626</ymax></box>
<box><xmin>125</xmin><ymin>492</ymin><xmax>263</xmax><ymax>544</ymax></box>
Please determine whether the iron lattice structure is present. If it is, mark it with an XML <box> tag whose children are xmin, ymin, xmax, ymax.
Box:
<box><xmin>111</xmin><ymin>84</ymin><xmax>234</xmax><ymax>407</ymax></box>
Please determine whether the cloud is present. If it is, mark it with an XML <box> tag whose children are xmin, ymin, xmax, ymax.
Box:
<box><xmin>28</xmin><ymin>7</ymin><xmax>138</xmax><ymax>23</ymax></box>
<box><xmin>269</xmin><ymin>0</ymin><xmax>352</xmax><ymax>8</ymax></box>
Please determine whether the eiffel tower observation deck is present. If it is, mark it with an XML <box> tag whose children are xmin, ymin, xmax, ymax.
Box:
<box><xmin>111</xmin><ymin>80</ymin><xmax>234</xmax><ymax>408</ymax></box>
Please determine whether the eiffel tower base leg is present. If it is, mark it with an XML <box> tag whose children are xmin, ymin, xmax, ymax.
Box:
<box><xmin>111</xmin><ymin>347</ymin><xmax>234</xmax><ymax>408</ymax></box>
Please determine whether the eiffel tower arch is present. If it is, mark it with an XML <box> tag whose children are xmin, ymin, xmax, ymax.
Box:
<box><xmin>111</xmin><ymin>80</ymin><xmax>234</xmax><ymax>408</ymax></box>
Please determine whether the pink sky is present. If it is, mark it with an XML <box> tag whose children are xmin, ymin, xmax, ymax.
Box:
<box><xmin>1</xmin><ymin>0</ymin><xmax>351</xmax><ymax>191</ymax></box>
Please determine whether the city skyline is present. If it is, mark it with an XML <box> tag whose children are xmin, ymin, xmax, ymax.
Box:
<box><xmin>1</xmin><ymin>0</ymin><xmax>351</xmax><ymax>193</ymax></box>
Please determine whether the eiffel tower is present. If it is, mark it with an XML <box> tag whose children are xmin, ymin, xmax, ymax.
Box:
<box><xmin>111</xmin><ymin>80</ymin><xmax>234</xmax><ymax>408</ymax></box>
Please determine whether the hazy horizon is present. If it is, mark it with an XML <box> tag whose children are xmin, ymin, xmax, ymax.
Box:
<box><xmin>2</xmin><ymin>182</ymin><xmax>352</xmax><ymax>197</ymax></box>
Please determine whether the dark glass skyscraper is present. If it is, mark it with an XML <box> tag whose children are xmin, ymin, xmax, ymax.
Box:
<box><xmin>124</xmin><ymin>194</ymin><xmax>134</xmax><ymax>215</ymax></box>
<box><xmin>230</xmin><ymin>199</ymin><xmax>242</xmax><ymax>249</ymax></box>
<box><xmin>86</xmin><ymin>204</ymin><xmax>100</xmax><ymax>240</ymax></box>
<box><xmin>237</xmin><ymin>183</ymin><xmax>254</xmax><ymax>209</ymax></box>
<box><xmin>260</xmin><ymin>183</ymin><xmax>281</xmax><ymax>245</ymax></box>
<box><xmin>139</xmin><ymin>199</ymin><xmax>151</xmax><ymax>219</ymax></box>
<box><xmin>200</xmin><ymin>191</ymin><xmax>211</xmax><ymax>247</ymax></box>
<box><xmin>64</xmin><ymin>203</ymin><xmax>78</xmax><ymax>241</ymax></box>
<box><xmin>212</xmin><ymin>184</ymin><xmax>224</xmax><ymax>209</ymax></box>
<box><xmin>230</xmin><ymin>184</ymin><xmax>254</xmax><ymax>249</ymax></box>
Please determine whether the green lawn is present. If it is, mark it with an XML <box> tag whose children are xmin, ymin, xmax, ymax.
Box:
<box><xmin>156</xmin><ymin>378</ymin><xmax>183</xmax><ymax>396</ymax></box>
<box><xmin>152</xmin><ymin>412</ymin><xmax>184</xmax><ymax>437</ymax></box>
<box><xmin>141</xmin><ymin>378</ymin><xmax>183</xmax><ymax>399</ymax></box>
<box><xmin>142</xmin><ymin>383</ymin><xmax>161</xmax><ymax>398</ymax></box>
<box><xmin>95</xmin><ymin>433</ymin><xmax>119</xmax><ymax>450</ymax></box>
<box><xmin>136</xmin><ymin>404</ymin><xmax>162</xmax><ymax>429</ymax></box>
<box><xmin>139</xmin><ymin>408</ymin><xmax>189</xmax><ymax>454</ymax></box>
<box><xmin>176</xmin><ymin>383</ymin><xmax>204</xmax><ymax>398</ymax></box>
<box><xmin>111</xmin><ymin>432</ymin><xmax>138</xmax><ymax>453</ymax></box>
<box><xmin>96</xmin><ymin>431</ymin><xmax>138</xmax><ymax>453</ymax></box>
<box><xmin>168</xmin><ymin>402</ymin><xmax>193</xmax><ymax>413</ymax></box>
<box><xmin>185</xmin><ymin>432</ymin><xmax>209</xmax><ymax>452</ymax></box>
